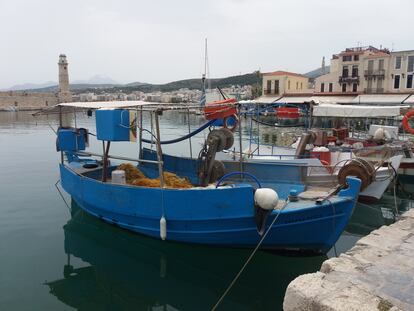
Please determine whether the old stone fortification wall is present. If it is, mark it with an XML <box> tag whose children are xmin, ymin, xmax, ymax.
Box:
<box><xmin>283</xmin><ymin>209</ymin><xmax>414</xmax><ymax>311</ymax></box>
<box><xmin>0</xmin><ymin>91</ymin><xmax>59</xmax><ymax>110</ymax></box>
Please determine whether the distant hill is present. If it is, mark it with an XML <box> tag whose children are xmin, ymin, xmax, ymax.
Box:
<box><xmin>3</xmin><ymin>81</ymin><xmax>56</xmax><ymax>91</ymax></box>
<box><xmin>6</xmin><ymin>71</ymin><xmax>262</xmax><ymax>94</ymax></box>
<box><xmin>304</xmin><ymin>66</ymin><xmax>330</xmax><ymax>79</ymax></box>
<box><xmin>72</xmin><ymin>72</ymin><xmax>262</xmax><ymax>94</ymax></box>
<box><xmin>72</xmin><ymin>74</ymin><xmax>119</xmax><ymax>85</ymax></box>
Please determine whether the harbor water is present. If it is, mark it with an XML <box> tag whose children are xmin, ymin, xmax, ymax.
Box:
<box><xmin>0</xmin><ymin>110</ymin><xmax>412</xmax><ymax>311</ymax></box>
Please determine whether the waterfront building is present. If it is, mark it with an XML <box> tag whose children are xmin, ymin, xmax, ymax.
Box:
<box><xmin>389</xmin><ymin>50</ymin><xmax>414</xmax><ymax>93</ymax></box>
<box><xmin>315</xmin><ymin>46</ymin><xmax>414</xmax><ymax>95</ymax></box>
<box><xmin>262</xmin><ymin>71</ymin><xmax>311</xmax><ymax>97</ymax></box>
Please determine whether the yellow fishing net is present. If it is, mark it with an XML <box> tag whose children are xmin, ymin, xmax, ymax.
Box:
<box><xmin>116</xmin><ymin>164</ymin><xmax>193</xmax><ymax>189</ymax></box>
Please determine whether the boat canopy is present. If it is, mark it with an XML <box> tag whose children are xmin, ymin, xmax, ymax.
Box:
<box><xmin>351</xmin><ymin>94</ymin><xmax>411</xmax><ymax>105</ymax></box>
<box><xmin>312</xmin><ymin>103</ymin><xmax>409</xmax><ymax>117</ymax></box>
<box><xmin>33</xmin><ymin>101</ymin><xmax>208</xmax><ymax>115</ymax></box>
<box><xmin>274</xmin><ymin>96</ymin><xmax>356</xmax><ymax>105</ymax></box>
<box><xmin>403</xmin><ymin>94</ymin><xmax>414</xmax><ymax>104</ymax></box>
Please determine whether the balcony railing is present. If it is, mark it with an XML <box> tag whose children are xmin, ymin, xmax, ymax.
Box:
<box><xmin>364</xmin><ymin>69</ymin><xmax>385</xmax><ymax>77</ymax></box>
<box><xmin>364</xmin><ymin>87</ymin><xmax>384</xmax><ymax>94</ymax></box>
<box><xmin>339</xmin><ymin>76</ymin><xmax>360</xmax><ymax>83</ymax></box>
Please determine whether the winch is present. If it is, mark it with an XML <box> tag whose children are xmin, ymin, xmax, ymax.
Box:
<box><xmin>198</xmin><ymin>128</ymin><xmax>234</xmax><ymax>186</ymax></box>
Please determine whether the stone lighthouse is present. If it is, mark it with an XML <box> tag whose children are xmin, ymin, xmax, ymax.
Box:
<box><xmin>58</xmin><ymin>54</ymin><xmax>72</xmax><ymax>103</ymax></box>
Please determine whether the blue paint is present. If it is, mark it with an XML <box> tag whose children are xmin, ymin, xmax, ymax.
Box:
<box><xmin>59</xmin><ymin>157</ymin><xmax>361</xmax><ymax>252</ymax></box>
<box><xmin>56</xmin><ymin>127</ymin><xmax>87</xmax><ymax>152</ymax></box>
<box><xmin>95</xmin><ymin>109</ymin><xmax>130</xmax><ymax>141</ymax></box>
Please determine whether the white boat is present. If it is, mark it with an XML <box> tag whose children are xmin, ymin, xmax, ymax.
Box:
<box><xmin>219</xmin><ymin>142</ymin><xmax>402</xmax><ymax>202</ymax></box>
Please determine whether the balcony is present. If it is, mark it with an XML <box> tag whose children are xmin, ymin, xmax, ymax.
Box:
<box><xmin>364</xmin><ymin>88</ymin><xmax>384</xmax><ymax>94</ymax></box>
<box><xmin>339</xmin><ymin>76</ymin><xmax>360</xmax><ymax>83</ymax></box>
<box><xmin>364</xmin><ymin>69</ymin><xmax>385</xmax><ymax>77</ymax></box>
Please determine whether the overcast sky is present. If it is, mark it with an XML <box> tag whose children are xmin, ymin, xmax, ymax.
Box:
<box><xmin>1</xmin><ymin>0</ymin><xmax>413</xmax><ymax>88</ymax></box>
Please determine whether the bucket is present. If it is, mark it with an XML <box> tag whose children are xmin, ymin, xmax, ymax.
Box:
<box><xmin>112</xmin><ymin>170</ymin><xmax>126</xmax><ymax>184</ymax></box>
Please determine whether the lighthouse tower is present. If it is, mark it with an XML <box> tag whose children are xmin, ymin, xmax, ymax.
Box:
<box><xmin>58</xmin><ymin>54</ymin><xmax>72</xmax><ymax>103</ymax></box>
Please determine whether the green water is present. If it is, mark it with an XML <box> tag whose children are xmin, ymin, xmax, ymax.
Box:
<box><xmin>0</xmin><ymin>111</ymin><xmax>411</xmax><ymax>311</ymax></box>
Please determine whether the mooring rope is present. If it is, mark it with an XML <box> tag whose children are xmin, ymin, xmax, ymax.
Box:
<box><xmin>211</xmin><ymin>199</ymin><xmax>289</xmax><ymax>311</ymax></box>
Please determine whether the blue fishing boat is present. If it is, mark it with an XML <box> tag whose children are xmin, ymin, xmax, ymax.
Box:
<box><xmin>48</xmin><ymin>101</ymin><xmax>361</xmax><ymax>253</ymax></box>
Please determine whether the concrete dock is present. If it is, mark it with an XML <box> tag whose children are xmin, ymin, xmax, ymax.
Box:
<box><xmin>283</xmin><ymin>209</ymin><xmax>414</xmax><ymax>311</ymax></box>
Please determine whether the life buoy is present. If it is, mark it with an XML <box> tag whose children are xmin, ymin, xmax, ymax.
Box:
<box><xmin>223</xmin><ymin>114</ymin><xmax>239</xmax><ymax>131</ymax></box>
<box><xmin>403</xmin><ymin>110</ymin><xmax>414</xmax><ymax>134</ymax></box>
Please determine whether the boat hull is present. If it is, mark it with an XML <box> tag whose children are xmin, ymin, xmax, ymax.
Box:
<box><xmin>60</xmin><ymin>164</ymin><xmax>359</xmax><ymax>253</ymax></box>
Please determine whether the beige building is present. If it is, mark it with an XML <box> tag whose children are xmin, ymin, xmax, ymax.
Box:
<box><xmin>315</xmin><ymin>46</ymin><xmax>414</xmax><ymax>96</ymax></box>
<box><xmin>262</xmin><ymin>71</ymin><xmax>311</xmax><ymax>97</ymax></box>
<box><xmin>389</xmin><ymin>50</ymin><xmax>414</xmax><ymax>93</ymax></box>
<box><xmin>0</xmin><ymin>54</ymin><xmax>72</xmax><ymax>110</ymax></box>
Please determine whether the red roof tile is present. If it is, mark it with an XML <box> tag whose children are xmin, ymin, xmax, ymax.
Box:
<box><xmin>262</xmin><ymin>70</ymin><xmax>307</xmax><ymax>78</ymax></box>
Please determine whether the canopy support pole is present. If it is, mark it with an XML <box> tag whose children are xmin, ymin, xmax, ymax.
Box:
<box><xmin>154</xmin><ymin>111</ymin><xmax>164</xmax><ymax>188</ymax></box>
<box><xmin>59</xmin><ymin>106</ymin><xmax>63</xmax><ymax>164</ymax></box>
<box><xmin>187</xmin><ymin>108</ymin><xmax>193</xmax><ymax>158</ymax></box>
<box><xmin>102</xmin><ymin>141</ymin><xmax>111</xmax><ymax>182</ymax></box>
<box><xmin>238</xmin><ymin>105</ymin><xmax>243</xmax><ymax>177</ymax></box>
<box><xmin>138</xmin><ymin>106</ymin><xmax>143</xmax><ymax>160</ymax></box>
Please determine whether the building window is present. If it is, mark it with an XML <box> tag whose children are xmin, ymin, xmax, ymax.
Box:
<box><xmin>379</xmin><ymin>59</ymin><xmax>384</xmax><ymax>70</ymax></box>
<box><xmin>329</xmin><ymin>83</ymin><xmax>333</xmax><ymax>92</ymax></box>
<box><xmin>296</xmin><ymin>81</ymin><xmax>299</xmax><ymax>90</ymax></box>
<box><xmin>274</xmin><ymin>80</ymin><xmax>279</xmax><ymax>94</ymax></box>
<box><xmin>45</xmin><ymin>100</ymin><xmax>48</xmax><ymax>106</ymax></box>
<box><xmin>288</xmin><ymin>80</ymin><xmax>291</xmax><ymax>90</ymax></box>
<box><xmin>343</xmin><ymin>55</ymin><xmax>352</xmax><ymax>62</ymax></box>
<box><xmin>407</xmin><ymin>75</ymin><xmax>413</xmax><ymax>89</ymax></box>
<box><xmin>14</xmin><ymin>101</ymin><xmax>18</xmax><ymax>107</ymax></box>
<box><xmin>352</xmin><ymin>83</ymin><xmax>358</xmax><ymax>92</ymax></box>
<box><xmin>342</xmin><ymin>66</ymin><xmax>349</xmax><ymax>77</ymax></box>
<box><xmin>394</xmin><ymin>75</ymin><xmax>400</xmax><ymax>89</ymax></box>
<box><xmin>352</xmin><ymin>65</ymin><xmax>358</xmax><ymax>77</ymax></box>
<box><xmin>320</xmin><ymin>83</ymin><xmax>325</xmax><ymax>92</ymax></box>
<box><xmin>342</xmin><ymin>84</ymin><xmax>347</xmax><ymax>92</ymax></box>
<box><xmin>354</xmin><ymin>55</ymin><xmax>359</xmax><ymax>61</ymax></box>
<box><xmin>266</xmin><ymin>80</ymin><xmax>271</xmax><ymax>94</ymax></box>
<box><xmin>408</xmin><ymin>56</ymin><xmax>414</xmax><ymax>72</ymax></box>
<box><xmin>300</xmin><ymin>82</ymin><xmax>303</xmax><ymax>89</ymax></box>
<box><xmin>395</xmin><ymin>56</ymin><xmax>402</xmax><ymax>69</ymax></box>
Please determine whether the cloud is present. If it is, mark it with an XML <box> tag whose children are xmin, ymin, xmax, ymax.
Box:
<box><xmin>0</xmin><ymin>0</ymin><xmax>413</xmax><ymax>88</ymax></box>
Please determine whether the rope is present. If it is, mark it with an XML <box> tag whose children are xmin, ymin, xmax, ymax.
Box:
<box><xmin>215</xmin><ymin>171</ymin><xmax>262</xmax><ymax>188</ymax></box>
<box><xmin>142</xmin><ymin>119</ymin><xmax>216</xmax><ymax>145</ymax></box>
<box><xmin>211</xmin><ymin>200</ymin><xmax>289</xmax><ymax>311</ymax></box>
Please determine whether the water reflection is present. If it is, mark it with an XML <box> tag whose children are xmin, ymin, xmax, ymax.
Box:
<box><xmin>46</xmin><ymin>201</ymin><xmax>326</xmax><ymax>311</ymax></box>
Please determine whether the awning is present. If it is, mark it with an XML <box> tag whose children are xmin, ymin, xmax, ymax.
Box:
<box><xmin>403</xmin><ymin>94</ymin><xmax>414</xmax><ymax>104</ymax></box>
<box><xmin>351</xmin><ymin>94</ymin><xmax>411</xmax><ymax>105</ymax></box>
<box><xmin>313</xmin><ymin>103</ymin><xmax>409</xmax><ymax>117</ymax></box>
<box><xmin>275</xmin><ymin>95</ymin><xmax>356</xmax><ymax>104</ymax></box>
<box><xmin>274</xmin><ymin>96</ymin><xmax>312</xmax><ymax>104</ymax></box>
<box><xmin>253</xmin><ymin>96</ymin><xmax>282</xmax><ymax>104</ymax></box>
<box><xmin>310</xmin><ymin>96</ymin><xmax>356</xmax><ymax>104</ymax></box>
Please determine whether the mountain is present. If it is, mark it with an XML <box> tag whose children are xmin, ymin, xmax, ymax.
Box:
<box><xmin>72</xmin><ymin>75</ymin><xmax>119</xmax><ymax>85</ymax></box>
<box><xmin>5</xmin><ymin>72</ymin><xmax>261</xmax><ymax>94</ymax></box>
<box><xmin>304</xmin><ymin>66</ymin><xmax>330</xmax><ymax>79</ymax></box>
<box><xmin>3</xmin><ymin>81</ymin><xmax>56</xmax><ymax>91</ymax></box>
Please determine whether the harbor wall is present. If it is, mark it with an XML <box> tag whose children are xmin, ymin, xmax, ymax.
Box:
<box><xmin>0</xmin><ymin>91</ymin><xmax>59</xmax><ymax>110</ymax></box>
<box><xmin>283</xmin><ymin>209</ymin><xmax>414</xmax><ymax>311</ymax></box>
